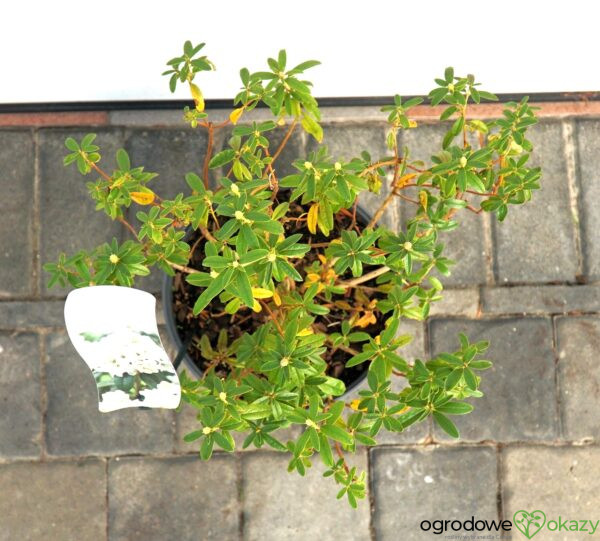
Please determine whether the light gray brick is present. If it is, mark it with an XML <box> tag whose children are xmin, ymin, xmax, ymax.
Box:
<box><xmin>503</xmin><ymin>446</ymin><xmax>600</xmax><ymax>533</ymax></box>
<box><xmin>0</xmin><ymin>459</ymin><xmax>105</xmax><ymax>541</ymax></box>
<box><xmin>429</xmin><ymin>318</ymin><xmax>556</xmax><ymax>441</ymax></box>
<box><xmin>124</xmin><ymin>128</ymin><xmax>210</xmax><ymax>201</ymax></box>
<box><xmin>400</xmin><ymin>124</ymin><xmax>489</xmax><ymax>286</ymax></box>
<box><xmin>0</xmin><ymin>130</ymin><xmax>34</xmax><ymax>297</ymax></box>
<box><xmin>576</xmin><ymin>119</ymin><xmax>600</xmax><ymax>281</ymax></box>
<box><xmin>39</xmin><ymin>128</ymin><xmax>125</xmax><ymax>296</ymax></box>
<box><xmin>242</xmin><ymin>450</ymin><xmax>370</xmax><ymax>541</ymax></box>
<box><xmin>0</xmin><ymin>300</ymin><xmax>65</xmax><ymax>328</ymax></box>
<box><xmin>493</xmin><ymin>120</ymin><xmax>578</xmax><ymax>283</ymax></box>
<box><xmin>371</xmin><ymin>446</ymin><xmax>499</xmax><ymax>541</ymax></box>
<box><xmin>482</xmin><ymin>284</ymin><xmax>600</xmax><ymax>315</ymax></box>
<box><xmin>44</xmin><ymin>332</ymin><xmax>175</xmax><ymax>456</ymax></box>
<box><xmin>0</xmin><ymin>332</ymin><xmax>40</xmax><ymax>458</ymax></box>
<box><xmin>109</xmin><ymin>455</ymin><xmax>238</xmax><ymax>541</ymax></box>
<box><xmin>429</xmin><ymin>287</ymin><xmax>479</xmax><ymax>317</ymax></box>
<box><xmin>557</xmin><ymin>316</ymin><xmax>600</xmax><ymax>440</ymax></box>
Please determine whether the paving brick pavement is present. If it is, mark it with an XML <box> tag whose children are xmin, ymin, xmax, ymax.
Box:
<box><xmin>1</xmin><ymin>108</ymin><xmax>600</xmax><ymax>540</ymax></box>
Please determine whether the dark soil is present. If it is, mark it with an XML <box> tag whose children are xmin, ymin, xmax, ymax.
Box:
<box><xmin>170</xmin><ymin>199</ymin><xmax>386</xmax><ymax>389</ymax></box>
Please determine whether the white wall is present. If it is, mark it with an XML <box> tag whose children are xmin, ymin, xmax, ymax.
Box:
<box><xmin>2</xmin><ymin>0</ymin><xmax>599</xmax><ymax>103</ymax></box>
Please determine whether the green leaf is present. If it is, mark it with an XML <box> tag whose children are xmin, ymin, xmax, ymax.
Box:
<box><xmin>445</xmin><ymin>368</ymin><xmax>463</xmax><ymax>390</ymax></box>
<box><xmin>116</xmin><ymin>148</ymin><xmax>130</xmax><ymax>170</ymax></box>
<box><xmin>183</xmin><ymin>430</ymin><xmax>204</xmax><ymax>442</ymax></box>
<box><xmin>436</xmin><ymin>401</ymin><xmax>473</xmax><ymax>415</ymax></box>
<box><xmin>192</xmin><ymin>267</ymin><xmax>235</xmax><ymax>314</ymax></box>
<box><xmin>321</xmin><ymin>425</ymin><xmax>353</xmax><ymax>446</ymax></box>
<box><xmin>200</xmin><ymin>436</ymin><xmax>214</xmax><ymax>460</ymax></box>
<box><xmin>209</xmin><ymin>149</ymin><xmax>236</xmax><ymax>169</ymax></box>
<box><xmin>433</xmin><ymin>411</ymin><xmax>459</xmax><ymax>438</ymax></box>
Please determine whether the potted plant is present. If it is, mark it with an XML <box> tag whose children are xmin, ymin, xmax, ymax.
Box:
<box><xmin>45</xmin><ymin>41</ymin><xmax>540</xmax><ymax>507</ymax></box>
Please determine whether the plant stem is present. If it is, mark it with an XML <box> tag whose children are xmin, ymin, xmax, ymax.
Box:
<box><xmin>271</xmin><ymin>118</ymin><xmax>298</xmax><ymax>165</ymax></box>
<box><xmin>338</xmin><ymin>266</ymin><xmax>390</xmax><ymax>288</ymax></box>
<box><xmin>203</xmin><ymin>122</ymin><xmax>214</xmax><ymax>189</ymax></box>
<box><xmin>334</xmin><ymin>441</ymin><xmax>350</xmax><ymax>474</ymax></box>
<box><xmin>167</xmin><ymin>262</ymin><xmax>201</xmax><ymax>274</ymax></box>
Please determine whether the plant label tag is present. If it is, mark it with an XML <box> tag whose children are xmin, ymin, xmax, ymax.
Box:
<box><xmin>64</xmin><ymin>285</ymin><xmax>181</xmax><ymax>412</ymax></box>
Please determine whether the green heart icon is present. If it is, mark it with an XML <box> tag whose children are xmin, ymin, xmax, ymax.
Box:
<box><xmin>513</xmin><ymin>510</ymin><xmax>546</xmax><ymax>539</ymax></box>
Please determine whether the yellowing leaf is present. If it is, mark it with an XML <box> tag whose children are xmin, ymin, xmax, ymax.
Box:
<box><xmin>273</xmin><ymin>290</ymin><xmax>282</xmax><ymax>306</ymax></box>
<box><xmin>307</xmin><ymin>204</ymin><xmax>319</xmax><ymax>234</ymax></box>
<box><xmin>229</xmin><ymin>107</ymin><xmax>244</xmax><ymax>125</ymax></box>
<box><xmin>301</xmin><ymin>114</ymin><xmax>323</xmax><ymax>143</ymax></box>
<box><xmin>189</xmin><ymin>82</ymin><xmax>205</xmax><ymax>112</ymax></box>
<box><xmin>396</xmin><ymin>173</ymin><xmax>417</xmax><ymax>189</ymax></box>
<box><xmin>408</xmin><ymin>119</ymin><xmax>418</xmax><ymax>128</ymax></box>
<box><xmin>297</xmin><ymin>327</ymin><xmax>313</xmax><ymax>337</ymax></box>
<box><xmin>252</xmin><ymin>300</ymin><xmax>262</xmax><ymax>313</ymax></box>
<box><xmin>350</xmin><ymin>399</ymin><xmax>366</xmax><ymax>412</ymax></box>
<box><xmin>419</xmin><ymin>189</ymin><xmax>428</xmax><ymax>210</ymax></box>
<box><xmin>130</xmin><ymin>191</ymin><xmax>155</xmax><ymax>205</ymax></box>
<box><xmin>251</xmin><ymin>287</ymin><xmax>273</xmax><ymax>299</ymax></box>
<box><xmin>355</xmin><ymin>311</ymin><xmax>376</xmax><ymax>328</ymax></box>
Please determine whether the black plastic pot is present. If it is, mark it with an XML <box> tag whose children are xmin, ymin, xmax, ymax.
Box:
<box><xmin>162</xmin><ymin>205</ymin><xmax>373</xmax><ymax>395</ymax></box>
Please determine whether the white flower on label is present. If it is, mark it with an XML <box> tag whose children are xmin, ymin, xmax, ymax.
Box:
<box><xmin>219</xmin><ymin>392</ymin><xmax>227</xmax><ymax>402</ymax></box>
<box><xmin>83</xmin><ymin>328</ymin><xmax>172</xmax><ymax>378</ymax></box>
<box><xmin>202</xmin><ymin>426</ymin><xmax>212</xmax><ymax>435</ymax></box>
<box><xmin>234</xmin><ymin>210</ymin><xmax>245</xmax><ymax>221</ymax></box>
<box><xmin>280</xmin><ymin>356</ymin><xmax>290</xmax><ymax>367</ymax></box>
<box><xmin>109</xmin><ymin>254</ymin><xmax>119</xmax><ymax>264</ymax></box>
<box><xmin>403</xmin><ymin>241</ymin><xmax>413</xmax><ymax>251</ymax></box>
<box><xmin>230</xmin><ymin>184</ymin><xmax>240</xmax><ymax>196</ymax></box>
<box><xmin>304</xmin><ymin>161</ymin><xmax>313</xmax><ymax>170</ymax></box>
<box><xmin>448</xmin><ymin>83</ymin><xmax>455</xmax><ymax>92</ymax></box>
<box><xmin>267</xmin><ymin>252</ymin><xmax>277</xmax><ymax>263</ymax></box>
<box><xmin>334</xmin><ymin>162</ymin><xmax>342</xmax><ymax>171</ymax></box>
<box><xmin>232</xmin><ymin>260</ymin><xmax>240</xmax><ymax>268</ymax></box>
<box><xmin>459</xmin><ymin>156</ymin><xmax>468</xmax><ymax>168</ymax></box>
<box><xmin>210</xmin><ymin>270</ymin><xmax>219</xmax><ymax>278</ymax></box>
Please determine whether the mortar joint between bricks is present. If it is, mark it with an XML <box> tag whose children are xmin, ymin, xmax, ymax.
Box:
<box><xmin>562</xmin><ymin>119</ymin><xmax>585</xmax><ymax>282</ymax></box>
<box><xmin>32</xmin><ymin>128</ymin><xmax>41</xmax><ymax>298</ymax></box>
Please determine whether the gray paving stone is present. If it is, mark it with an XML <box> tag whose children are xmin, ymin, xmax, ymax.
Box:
<box><xmin>556</xmin><ymin>316</ymin><xmax>600</xmax><ymax>440</ymax></box>
<box><xmin>44</xmin><ymin>332</ymin><xmax>175</xmax><ymax>456</ymax></box>
<box><xmin>39</xmin><ymin>128</ymin><xmax>125</xmax><ymax>297</ymax></box>
<box><xmin>308</xmin><ymin>123</ymin><xmax>399</xmax><ymax>230</ymax></box>
<box><xmin>0</xmin><ymin>130</ymin><xmax>34</xmax><ymax>297</ymax></box>
<box><xmin>576</xmin><ymin>119</ymin><xmax>600</xmax><ymax>281</ymax></box>
<box><xmin>482</xmin><ymin>284</ymin><xmax>600</xmax><ymax>315</ymax></box>
<box><xmin>429</xmin><ymin>287</ymin><xmax>479</xmax><ymax>317</ymax></box>
<box><xmin>125</xmin><ymin>128</ymin><xmax>210</xmax><ymax>201</ymax></box>
<box><xmin>371</xmin><ymin>446</ymin><xmax>499</xmax><ymax>541</ymax></box>
<box><xmin>109</xmin><ymin>455</ymin><xmax>239</xmax><ymax>541</ymax></box>
<box><xmin>0</xmin><ymin>300</ymin><xmax>65</xmax><ymax>328</ymax></box>
<box><xmin>503</xmin><ymin>446</ymin><xmax>600</xmax><ymax>533</ymax></box>
<box><xmin>400</xmin><ymin>124</ymin><xmax>489</xmax><ymax>286</ymax></box>
<box><xmin>493</xmin><ymin>120</ymin><xmax>578</xmax><ymax>283</ymax></box>
<box><xmin>0</xmin><ymin>332</ymin><xmax>40</xmax><ymax>458</ymax></box>
<box><xmin>242</xmin><ymin>450</ymin><xmax>370</xmax><ymax>541</ymax></box>
<box><xmin>429</xmin><ymin>318</ymin><xmax>556</xmax><ymax>441</ymax></box>
<box><xmin>0</xmin><ymin>459</ymin><xmax>106</xmax><ymax>541</ymax></box>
